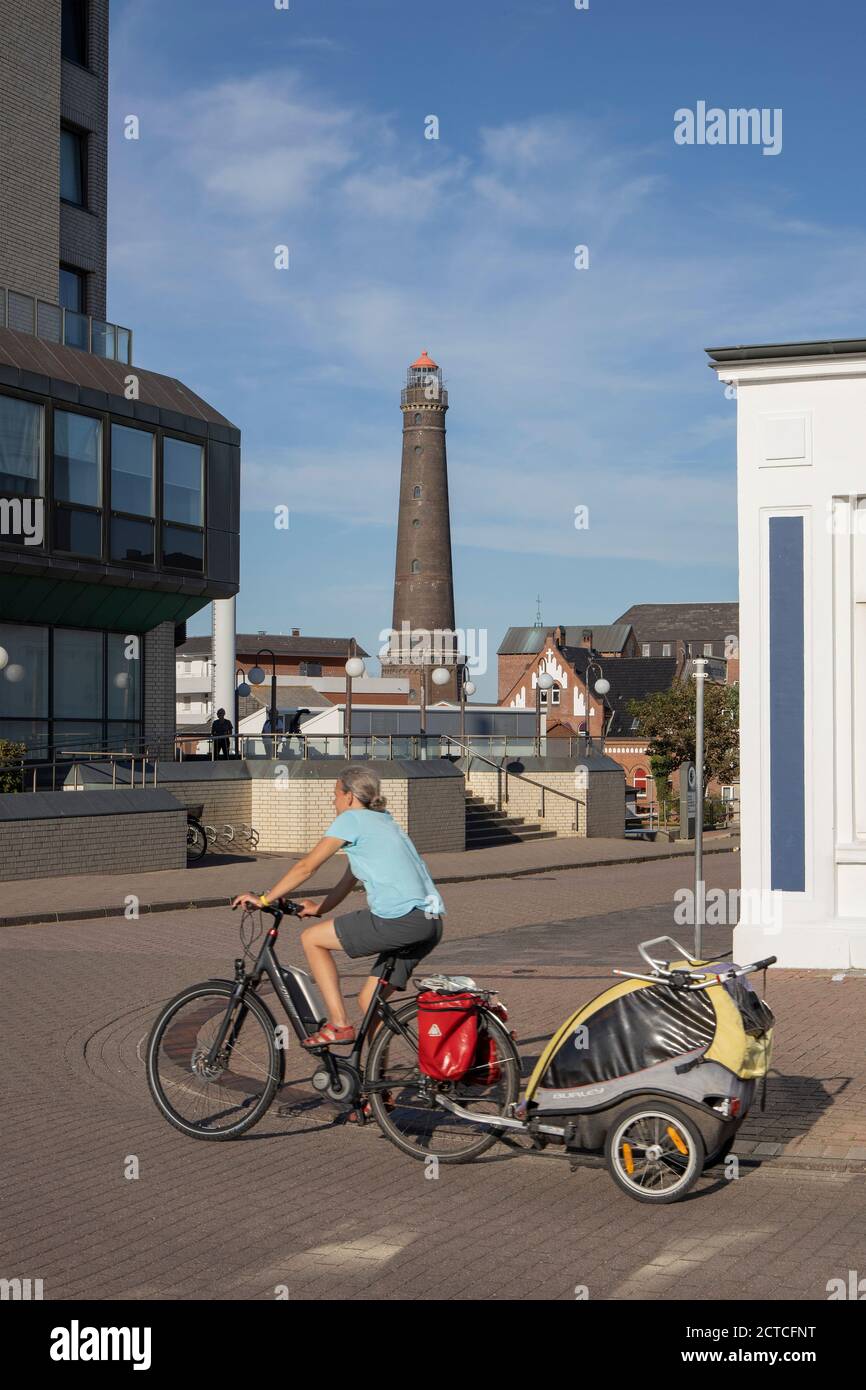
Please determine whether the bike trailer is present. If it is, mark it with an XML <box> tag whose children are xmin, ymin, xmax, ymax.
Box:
<box><xmin>524</xmin><ymin>952</ymin><xmax>774</xmax><ymax>1157</ymax></box>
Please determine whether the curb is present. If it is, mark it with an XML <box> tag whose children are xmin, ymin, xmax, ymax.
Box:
<box><xmin>0</xmin><ymin>842</ymin><xmax>739</xmax><ymax>929</ymax></box>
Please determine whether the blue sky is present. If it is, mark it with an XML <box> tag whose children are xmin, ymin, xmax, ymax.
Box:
<box><xmin>109</xmin><ymin>0</ymin><xmax>866</xmax><ymax>698</ymax></box>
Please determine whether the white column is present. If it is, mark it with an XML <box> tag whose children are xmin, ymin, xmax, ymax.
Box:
<box><xmin>211</xmin><ymin>597</ymin><xmax>236</xmax><ymax>721</ymax></box>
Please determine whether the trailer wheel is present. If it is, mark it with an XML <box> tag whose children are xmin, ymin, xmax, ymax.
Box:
<box><xmin>605</xmin><ymin>1101</ymin><xmax>705</xmax><ymax>1204</ymax></box>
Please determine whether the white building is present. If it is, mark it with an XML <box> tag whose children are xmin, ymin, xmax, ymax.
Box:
<box><xmin>709</xmin><ymin>337</ymin><xmax>866</xmax><ymax>968</ymax></box>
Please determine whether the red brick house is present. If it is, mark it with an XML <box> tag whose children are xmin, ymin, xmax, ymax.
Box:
<box><xmin>498</xmin><ymin>625</ymin><xmax>682</xmax><ymax>804</ymax></box>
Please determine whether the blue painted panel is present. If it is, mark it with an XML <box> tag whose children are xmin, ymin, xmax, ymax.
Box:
<box><xmin>769</xmin><ymin>515</ymin><xmax>805</xmax><ymax>891</ymax></box>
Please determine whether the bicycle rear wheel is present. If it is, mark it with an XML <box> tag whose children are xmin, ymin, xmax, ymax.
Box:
<box><xmin>146</xmin><ymin>981</ymin><xmax>279</xmax><ymax>1139</ymax></box>
<box><xmin>186</xmin><ymin>820</ymin><xmax>207</xmax><ymax>862</ymax></box>
<box><xmin>366</xmin><ymin>999</ymin><xmax>521</xmax><ymax>1162</ymax></box>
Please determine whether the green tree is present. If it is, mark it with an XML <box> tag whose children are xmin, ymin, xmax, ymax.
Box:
<box><xmin>0</xmin><ymin>739</ymin><xmax>26</xmax><ymax>794</ymax></box>
<box><xmin>627</xmin><ymin>681</ymin><xmax>739</xmax><ymax>790</ymax></box>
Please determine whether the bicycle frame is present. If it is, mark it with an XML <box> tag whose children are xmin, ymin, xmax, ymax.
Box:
<box><xmin>203</xmin><ymin>903</ymin><xmax>418</xmax><ymax>1094</ymax></box>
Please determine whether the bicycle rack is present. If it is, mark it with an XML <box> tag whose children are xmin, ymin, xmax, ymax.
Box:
<box><xmin>202</xmin><ymin>822</ymin><xmax>260</xmax><ymax>855</ymax></box>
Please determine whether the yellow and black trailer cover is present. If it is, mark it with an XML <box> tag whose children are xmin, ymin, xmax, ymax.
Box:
<box><xmin>525</xmin><ymin>965</ymin><xmax>774</xmax><ymax>1103</ymax></box>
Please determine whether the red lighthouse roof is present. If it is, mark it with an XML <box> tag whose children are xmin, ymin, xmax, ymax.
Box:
<box><xmin>410</xmin><ymin>350</ymin><xmax>438</xmax><ymax>370</ymax></box>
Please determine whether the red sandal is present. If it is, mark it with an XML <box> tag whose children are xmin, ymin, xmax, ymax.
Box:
<box><xmin>302</xmin><ymin>1022</ymin><xmax>356</xmax><ymax>1049</ymax></box>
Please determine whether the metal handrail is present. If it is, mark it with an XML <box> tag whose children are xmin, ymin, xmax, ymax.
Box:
<box><xmin>442</xmin><ymin>735</ymin><xmax>584</xmax><ymax>831</ymax></box>
<box><xmin>0</xmin><ymin>748</ymin><xmax>158</xmax><ymax>793</ymax></box>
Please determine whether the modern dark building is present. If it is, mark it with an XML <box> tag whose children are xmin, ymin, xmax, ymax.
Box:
<box><xmin>0</xmin><ymin>0</ymin><xmax>240</xmax><ymax>757</ymax></box>
<box><xmin>381</xmin><ymin>351</ymin><xmax>460</xmax><ymax>702</ymax></box>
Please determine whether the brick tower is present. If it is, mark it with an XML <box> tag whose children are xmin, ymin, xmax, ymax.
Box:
<box><xmin>382</xmin><ymin>351</ymin><xmax>460</xmax><ymax>702</ymax></box>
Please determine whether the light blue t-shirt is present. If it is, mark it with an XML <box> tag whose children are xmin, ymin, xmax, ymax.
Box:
<box><xmin>325</xmin><ymin>809</ymin><xmax>446</xmax><ymax>920</ymax></box>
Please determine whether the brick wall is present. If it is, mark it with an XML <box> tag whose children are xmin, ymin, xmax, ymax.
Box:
<box><xmin>60</xmin><ymin>0</ymin><xmax>109</xmax><ymax>319</ymax></box>
<box><xmin>156</xmin><ymin>763</ymin><xmax>464</xmax><ymax>855</ymax></box>
<box><xmin>144</xmin><ymin>621</ymin><xmax>177</xmax><ymax>756</ymax></box>
<box><xmin>408</xmin><ymin>774</ymin><xmax>465</xmax><ymax>852</ymax></box>
<box><xmin>0</xmin><ymin>0</ymin><xmax>62</xmax><ymax>302</ymax></box>
<box><xmin>465</xmin><ymin>763</ymin><xmax>624</xmax><ymax>838</ymax></box>
<box><xmin>0</xmin><ymin>792</ymin><xmax>186</xmax><ymax>882</ymax></box>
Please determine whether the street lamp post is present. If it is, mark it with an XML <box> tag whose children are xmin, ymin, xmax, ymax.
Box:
<box><xmin>459</xmin><ymin>665</ymin><xmax>476</xmax><ymax>748</ymax></box>
<box><xmin>345</xmin><ymin>640</ymin><xmax>366</xmax><ymax>760</ymax></box>
<box><xmin>248</xmin><ymin>648</ymin><xmax>278</xmax><ymax>758</ymax></box>
<box><xmin>535</xmin><ymin>670</ymin><xmax>554</xmax><ymax>754</ymax></box>
<box><xmin>694</xmin><ymin>657</ymin><xmax>708</xmax><ymax>958</ymax></box>
<box><xmin>234</xmin><ymin>669</ymin><xmax>250</xmax><ymax>758</ymax></box>
<box><xmin>419</xmin><ymin>665</ymin><xmax>449</xmax><ymax>758</ymax></box>
<box><xmin>583</xmin><ymin>655</ymin><xmax>610</xmax><ymax>756</ymax></box>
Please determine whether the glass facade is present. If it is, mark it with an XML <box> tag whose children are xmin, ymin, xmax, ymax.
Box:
<box><xmin>0</xmin><ymin>623</ymin><xmax>143</xmax><ymax>755</ymax></box>
<box><xmin>0</xmin><ymin>392</ymin><xmax>205</xmax><ymax>573</ymax></box>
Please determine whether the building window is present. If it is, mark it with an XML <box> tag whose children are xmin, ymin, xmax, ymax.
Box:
<box><xmin>550</xmin><ymin>685</ymin><xmax>560</xmax><ymax>705</ymax></box>
<box><xmin>633</xmin><ymin>766</ymin><xmax>649</xmax><ymax>799</ymax></box>
<box><xmin>413</xmin><ymin>485</ymin><xmax>422</xmax><ymax>498</ymax></box>
<box><xmin>62</xmin><ymin>0</ymin><xmax>88</xmax><ymax>66</ymax></box>
<box><xmin>299</xmin><ymin>661</ymin><xmax>322</xmax><ymax>677</ymax></box>
<box><xmin>59</xmin><ymin>265</ymin><xmax>86</xmax><ymax>312</ymax></box>
<box><xmin>641</xmin><ymin>643</ymin><xmax>650</xmax><ymax>657</ymax></box>
<box><xmin>703</xmin><ymin>642</ymin><xmax>713</xmax><ymax>657</ymax></box>
<box><xmin>412</xmin><ymin>518</ymin><xmax>420</xmax><ymax>528</ymax></box>
<box><xmin>53</xmin><ymin>410</ymin><xmax>102</xmax><ymax>558</ymax></box>
<box><xmin>60</xmin><ymin>126</ymin><xmax>86</xmax><ymax>206</ymax></box>
<box><xmin>0</xmin><ymin>394</ymin><xmax>43</xmax><ymax>500</ymax></box>
<box><xmin>0</xmin><ymin>624</ymin><xmax>142</xmax><ymax>756</ymax></box>
<box><xmin>662</xmin><ymin>642</ymin><xmax>671</xmax><ymax>657</ymax></box>
<box><xmin>110</xmin><ymin>424</ymin><xmax>154</xmax><ymax>563</ymax></box>
<box><xmin>0</xmin><ymin>623</ymin><xmax>49</xmax><ymax>753</ymax></box>
<box><xmin>163</xmin><ymin>438</ymin><xmax>203</xmax><ymax>525</ymax></box>
<box><xmin>410</xmin><ymin>559</ymin><xmax>421</xmax><ymax>573</ymax></box>
<box><xmin>162</xmin><ymin>436</ymin><xmax>204</xmax><ymax>572</ymax></box>
<box><xmin>414</xmin><ymin>413</ymin><xmax>422</xmax><ymax>424</ymax></box>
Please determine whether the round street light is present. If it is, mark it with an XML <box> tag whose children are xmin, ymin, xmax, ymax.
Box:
<box><xmin>463</xmin><ymin>680</ymin><xmax>476</xmax><ymax>698</ymax></box>
<box><xmin>345</xmin><ymin>656</ymin><xmax>366</xmax><ymax>679</ymax></box>
<box><xmin>237</xmin><ymin>682</ymin><xmax>251</xmax><ymax>698</ymax></box>
<box><xmin>537</xmin><ymin>671</ymin><xmax>554</xmax><ymax>690</ymax></box>
<box><xmin>0</xmin><ymin>647</ymin><xmax>8</xmax><ymax>671</ymax></box>
<box><xmin>594</xmin><ymin>677</ymin><xmax>610</xmax><ymax>696</ymax></box>
<box><xmin>431</xmin><ymin>666</ymin><xmax>450</xmax><ymax>687</ymax></box>
<box><xmin>248</xmin><ymin>666</ymin><xmax>265</xmax><ymax>686</ymax></box>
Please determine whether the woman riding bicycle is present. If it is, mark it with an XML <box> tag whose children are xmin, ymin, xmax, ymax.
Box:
<box><xmin>232</xmin><ymin>765</ymin><xmax>444</xmax><ymax>1048</ymax></box>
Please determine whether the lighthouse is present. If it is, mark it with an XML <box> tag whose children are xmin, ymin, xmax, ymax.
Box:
<box><xmin>382</xmin><ymin>351</ymin><xmax>460</xmax><ymax>703</ymax></box>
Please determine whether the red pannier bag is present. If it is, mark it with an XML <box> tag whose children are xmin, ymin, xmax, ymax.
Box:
<box><xmin>417</xmin><ymin>991</ymin><xmax>480</xmax><ymax>1081</ymax></box>
<box><xmin>472</xmin><ymin>1001</ymin><xmax>509</xmax><ymax>1087</ymax></box>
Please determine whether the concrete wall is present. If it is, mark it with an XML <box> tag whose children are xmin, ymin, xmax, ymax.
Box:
<box><xmin>0</xmin><ymin>0</ymin><xmax>62</xmax><ymax>302</ymax></box>
<box><xmin>0</xmin><ymin>789</ymin><xmax>186</xmax><ymax>881</ymax></box>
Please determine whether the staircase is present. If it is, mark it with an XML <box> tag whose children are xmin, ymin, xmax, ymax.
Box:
<box><xmin>464</xmin><ymin>791</ymin><xmax>558</xmax><ymax>849</ymax></box>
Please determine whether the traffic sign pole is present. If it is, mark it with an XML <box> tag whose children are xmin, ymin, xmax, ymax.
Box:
<box><xmin>694</xmin><ymin>658</ymin><xmax>707</xmax><ymax>958</ymax></box>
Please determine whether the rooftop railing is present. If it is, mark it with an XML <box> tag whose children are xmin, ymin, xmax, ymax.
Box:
<box><xmin>0</xmin><ymin>284</ymin><xmax>133</xmax><ymax>365</ymax></box>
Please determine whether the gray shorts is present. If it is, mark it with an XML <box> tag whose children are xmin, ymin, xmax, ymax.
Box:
<box><xmin>334</xmin><ymin>906</ymin><xmax>442</xmax><ymax>990</ymax></box>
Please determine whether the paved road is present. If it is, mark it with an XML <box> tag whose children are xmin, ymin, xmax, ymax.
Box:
<box><xmin>3</xmin><ymin>852</ymin><xmax>865</xmax><ymax>1300</ymax></box>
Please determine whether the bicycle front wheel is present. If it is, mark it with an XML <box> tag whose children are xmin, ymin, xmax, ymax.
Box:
<box><xmin>146</xmin><ymin>981</ymin><xmax>279</xmax><ymax>1140</ymax></box>
<box><xmin>366</xmin><ymin>999</ymin><xmax>521</xmax><ymax>1162</ymax></box>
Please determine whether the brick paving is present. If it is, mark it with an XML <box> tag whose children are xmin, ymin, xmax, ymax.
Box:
<box><xmin>2</xmin><ymin>851</ymin><xmax>865</xmax><ymax>1301</ymax></box>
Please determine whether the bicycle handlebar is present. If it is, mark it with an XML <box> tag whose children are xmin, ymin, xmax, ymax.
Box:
<box><xmin>233</xmin><ymin>896</ymin><xmax>302</xmax><ymax>916</ymax></box>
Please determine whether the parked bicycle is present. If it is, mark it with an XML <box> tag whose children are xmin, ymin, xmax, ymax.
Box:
<box><xmin>186</xmin><ymin>805</ymin><xmax>208</xmax><ymax>863</ymax></box>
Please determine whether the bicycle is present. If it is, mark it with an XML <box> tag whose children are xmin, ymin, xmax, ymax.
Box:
<box><xmin>186</xmin><ymin>808</ymin><xmax>208</xmax><ymax>862</ymax></box>
<box><xmin>146</xmin><ymin>897</ymin><xmax>520</xmax><ymax>1153</ymax></box>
